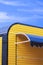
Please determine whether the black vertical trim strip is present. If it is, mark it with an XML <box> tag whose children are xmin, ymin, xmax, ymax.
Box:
<box><xmin>2</xmin><ymin>34</ymin><xmax>8</xmax><ymax>65</ymax></box>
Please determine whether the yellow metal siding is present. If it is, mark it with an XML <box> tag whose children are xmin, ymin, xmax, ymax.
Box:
<box><xmin>9</xmin><ymin>24</ymin><xmax>43</xmax><ymax>36</ymax></box>
<box><xmin>0</xmin><ymin>37</ymin><xmax>2</xmax><ymax>65</ymax></box>
<box><xmin>8</xmin><ymin>24</ymin><xmax>43</xmax><ymax>65</ymax></box>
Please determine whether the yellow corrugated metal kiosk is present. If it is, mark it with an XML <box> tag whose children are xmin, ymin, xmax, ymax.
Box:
<box><xmin>8</xmin><ymin>23</ymin><xmax>43</xmax><ymax>65</ymax></box>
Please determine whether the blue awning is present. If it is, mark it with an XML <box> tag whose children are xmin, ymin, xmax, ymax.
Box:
<box><xmin>27</xmin><ymin>34</ymin><xmax>43</xmax><ymax>43</ymax></box>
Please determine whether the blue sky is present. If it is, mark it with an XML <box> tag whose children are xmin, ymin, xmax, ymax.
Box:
<box><xmin>0</xmin><ymin>0</ymin><xmax>43</xmax><ymax>33</ymax></box>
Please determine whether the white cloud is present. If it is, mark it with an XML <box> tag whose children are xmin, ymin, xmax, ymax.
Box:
<box><xmin>17</xmin><ymin>9</ymin><xmax>43</xmax><ymax>12</ymax></box>
<box><xmin>0</xmin><ymin>1</ymin><xmax>27</xmax><ymax>6</ymax></box>
<box><xmin>0</xmin><ymin>12</ymin><xmax>43</xmax><ymax>23</ymax></box>
<box><xmin>0</xmin><ymin>12</ymin><xmax>27</xmax><ymax>22</ymax></box>
<box><xmin>0</xmin><ymin>12</ymin><xmax>10</xmax><ymax>19</ymax></box>
<box><xmin>0</xmin><ymin>0</ymin><xmax>40</xmax><ymax>7</ymax></box>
